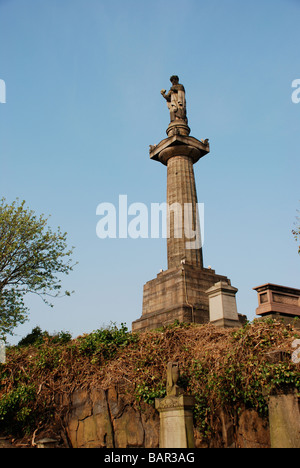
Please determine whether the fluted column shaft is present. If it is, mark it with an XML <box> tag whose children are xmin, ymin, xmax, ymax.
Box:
<box><xmin>164</xmin><ymin>147</ymin><xmax>203</xmax><ymax>269</ymax></box>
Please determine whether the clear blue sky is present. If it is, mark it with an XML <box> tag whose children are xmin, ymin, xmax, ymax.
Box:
<box><xmin>0</xmin><ymin>0</ymin><xmax>299</xmax><ymax>344</ymax></box>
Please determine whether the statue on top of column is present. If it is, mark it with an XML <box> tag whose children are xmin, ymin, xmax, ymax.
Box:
<box><xmin>161</xmin><ymin>75</ymin><xmax>188</xmax><ymax>125</ymax></box>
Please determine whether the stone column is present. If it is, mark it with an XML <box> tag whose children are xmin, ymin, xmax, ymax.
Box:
<box><xmin>132</xmin><ymin>133</ymin><xmax>240</xmax><ymax>332</ymax></box>
<box><xmin>166</xmin><ymin>151</ymin><xmax>203</xmax><ymax>269</ymax></box>
<box><xmin>154</xmin><ymin>139</ymin><xmax>207</xmax><ymax>270</ymax></box>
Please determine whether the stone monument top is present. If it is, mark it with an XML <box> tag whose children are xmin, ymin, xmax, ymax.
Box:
<box><xmin>161</xmin><ymin>75</ymin><xmax>190</xmax><ymax>137</ymax></box>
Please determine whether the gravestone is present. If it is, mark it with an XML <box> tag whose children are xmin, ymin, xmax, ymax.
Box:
<box><xmin>155</xmin><ymin>361</ymin><xmax>195</xmax><ymax>448</ymax></box>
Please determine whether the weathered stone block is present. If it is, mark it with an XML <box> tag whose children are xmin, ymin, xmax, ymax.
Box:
<box><xmin>66</xmin><ymin>388</ymin><xmax>114</xmax><ymax>448</ymax></box>
<box><xmin>268</xmin><ymin>391</ymin><xmax>300</xmax><ymax>448</ymax></box>
<box><xmin>155</xmin><ymin>395</ymin><xmax>195</xmax><ymax>448</ymax></box>
<box><xmin>236</xmin><ymin>409</ymin><xmax>270</xmax><ymax>448</ymax></box>
<box><xmin>206</xmin><ymin>281</ymin><xmax>241</xmax><ymax>328</ymax></box>
<box><xmin>65</xmin><ymin>387</ymin><xmax>159</xmax><ymax>449</ymax></box>
<box><xmin>113</xmin><ymin>406</ymin><xmax>145</xmax><ymax>448</ymax></box>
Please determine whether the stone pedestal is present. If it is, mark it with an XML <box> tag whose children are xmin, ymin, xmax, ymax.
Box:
<box><xmin>268</xmin><ymin>391</ymin><xmax>300</xmax><ymax>448</ymax></box>
<box><xmin>155</xmin><ymin>395</ymin><xmax>195</xmax><ymax>448</ymax></box>
<box><xmin>166</xmin><ymin>120</ymin><xmax>190</xmax><ymax>137</ymax></box>
<box><xmin>265</xmin><ymin>350</ymin><xmax>300</xmax><ymax>448</ymax></box>
<box><xmin>132</xmin><ymin>264</ymin><xmax>231</xmax><ymax>332</ymax></box>
<box><xmin>36</xmin><ymin>438</ymin><xmax>58</xmax><ymax>448</ymax></box>
<box><xmin>206</xmin><ymin>281</ymin><xmax>241</xmax><ymax>328</ymax></box>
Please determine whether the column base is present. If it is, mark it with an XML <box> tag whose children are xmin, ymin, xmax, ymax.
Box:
<box><xmin>132</xmin><ymin>263</ymin><xmax>245</xmax><ymax>332</ymax></box>
<box><xmin>210</xmin><ymin>318</ymin><xmax>242</xmax><ymax>329</ymax></box>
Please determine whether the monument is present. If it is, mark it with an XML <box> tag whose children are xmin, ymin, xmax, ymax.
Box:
<box><xmin>132</xmin><ymin>76</ymin><xmax>245</xmax><ymax>332</ymax></box>
<box><xmin>254</xmin><ymin>283</ymin><xmax>300</xmax><ymax>328</ymax></box>
<box><xmin>155</xmin><ymin>362</ymin><xmax>195</xmax><ymax>448</ymax></box>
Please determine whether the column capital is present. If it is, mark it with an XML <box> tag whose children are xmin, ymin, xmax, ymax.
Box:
<box><xmin>150</xmin><ymin>134</ymin><xmax>209</xmax><ymax>166</ymax></box>
<box><xmin>155</xmin><ymin>394</ymin><xmax>195</xmax><ymax>413</ymax></box>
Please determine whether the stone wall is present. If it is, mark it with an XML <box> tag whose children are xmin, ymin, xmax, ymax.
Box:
<box><xmin>64</xmin><ymin>386</ymin><xmax>271</xmax><ymax>448</ymax></box>
<box><xmin>65</xmin><ymin>387</ymin><xmax>160</xmax><ymax>448</ymax></box>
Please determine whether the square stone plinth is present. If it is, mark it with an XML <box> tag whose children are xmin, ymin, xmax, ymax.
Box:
<box><xmin>132</xmin><ymin>264</ymin><xmax>244</xmax><ymax>332</ymax></box>
<box><xmin>206</xmin><ymin>281</ymin><xmax>241</xmax><ymax>329</ymax></box>
<box><xmin>155</xmin><ymin>395</ymin><xmax>195</xmax><ymax>448</ymax></box>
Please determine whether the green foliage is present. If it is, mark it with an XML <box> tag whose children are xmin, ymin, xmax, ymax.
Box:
<box><xmin>135</xmin><ymin>381</ymin><xmax>166</xmax><ymax>406</ymax></box>
<box><xmin>17</xmin><ymin>326</ymin><xmax>72</xmax><ymax>347</ymax></box>
<box><xmin>133</xmin><ymin>320</ymin><xmax>300</xmax><ymax>440</ymax></box>
<box><xmin>17</xmin><ymin>326</ymin><xmax>45</xmax><ymax>346</ymax></box>
<box><xmin>191</xmin><ymin>360</ymin><xmax>299</xmax><ymax>438</ymax></box>
<box><xmin>77</xmin><ymin>322</ymin><xmax>138</xmax><ymax>363</ymax></box>
<box><xmin>194</xmin><ymin>395</ymin><xmax>212</xmax><ymax>438</ymax></box>
<box><xmin>0</xmin><ymin>384</ymin><xmax>36</xmax><ymax>434</ymax></box>
<box><xmin>0</xmin><ymin>323</ymin><xmax>139</xmax><ymax>436</ymax></box>
<box><xmin>187</xmin><ymin>321</ymin><xmax>300</xmax><ymax>439</ymax></box>
<box><xmin>0</xmin><ymin>320</ymin><xmax>299</xmax><ymax>443</ymax></box>
<box><xmin>0</xmin><ymin>198</ymin><xmax>76</xmax><ymax>338</ymax></box>
<box><xmin>34</xmin><ymin>346</ymin><xmax>62</xmax><ymax>370</ymax></box>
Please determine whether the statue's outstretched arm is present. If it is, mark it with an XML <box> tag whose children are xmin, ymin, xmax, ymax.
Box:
<box><xmin>161</xmin><ymin>89</ymin><xmax>171</xmax><ymax>102</ymax></box>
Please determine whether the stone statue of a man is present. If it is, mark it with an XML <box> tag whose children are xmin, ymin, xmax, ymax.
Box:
<box><xmin>161</xmin><ymin>75</ymin><xmax>188</xmax><ymax>124</ymax></box>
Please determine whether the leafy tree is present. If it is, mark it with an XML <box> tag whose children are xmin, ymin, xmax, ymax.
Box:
<box><xmin>16</xmin><ymin>326</ymin><xmax>45</xmax><ymax>346</ymax></box>
<box><xmin>0</xmin><ymin>198</ymin><xmax>76</xmax><ymax>338</ymax></box>
<box><xmin>17</xmin><ymin>326</ymin><xmax>72</xmax><ymax>347</ymax></box>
